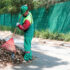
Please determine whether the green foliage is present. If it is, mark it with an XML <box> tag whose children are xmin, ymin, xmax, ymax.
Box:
<box><xmin>39</xmin><ymin>30</ymin><xmax>50</xmax><ymax>39</ymax></box>
<box><xmin>0</xmin><ymin>26</ymin><xmax>12</xmax><ymax>30</ymax></box>
<box><xmin>0</xmin><ymin>0</ymin><xmax>69</xmax><ymax>14</ymax></box>
<box><xmin>35</xmin><ymin>30</ymin><xmax>70</xmax><ymax>41</ymax></box>
<box><xmin>64</xmin><ymin>33</ymin><xmax>70</xmax><ymax>41</ymax></box>
<box><xmin>33</xmin><ymin>0</ymin><xmax>70</xmax><ymax>9</ymax></box>
<box><xmin>0</xmin><ymin>0</ymin><xmax>34</xmax><ymax>14</ymax></box>
<box><xmin>34</xmin><ymin>30</ymin><xmax>40</xmax><ymax>37</ymax></box>
<box><xmin>49</xmin><ymin>33</ymin><xmax>65</xmax><ymax>41</ymax></box>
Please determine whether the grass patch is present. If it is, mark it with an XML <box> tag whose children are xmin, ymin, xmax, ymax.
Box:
<box><xmin>0</xmin><ymin>26</ymin><xmax>24</xmax><ymax>35</ymax></box>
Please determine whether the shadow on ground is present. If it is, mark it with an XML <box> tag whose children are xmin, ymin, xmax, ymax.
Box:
<box><xmin>13</xmin><ymin>50</ymin><xmax>68</xmax><ymax>70</ymax></box>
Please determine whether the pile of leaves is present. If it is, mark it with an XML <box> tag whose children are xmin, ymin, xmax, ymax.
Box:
<box><xmin>0</xmin><ymin>39</ymin><xmax>25</xmax><ymax>66</ymax></box>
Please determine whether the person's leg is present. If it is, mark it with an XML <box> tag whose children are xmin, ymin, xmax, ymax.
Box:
<box><xmin>24</xmin><ymin>37</ymin><xmax>32</xmax><ymax>61</ymax></box>
<box><xmin>29</xmin><ymin>50</ymin><xmax>32</xmax><ymax>60</ymax></box>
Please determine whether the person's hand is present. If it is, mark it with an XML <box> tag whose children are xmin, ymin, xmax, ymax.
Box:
<box><xmin>16</xmin><ymin>22</ymin><xmax>20</xmax><ymax>26</ymax></box>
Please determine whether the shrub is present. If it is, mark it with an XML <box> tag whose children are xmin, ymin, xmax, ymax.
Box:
<box><xmin>35</xmin><ymin>30</ymin><xmax>70</xmax><ymax>41</ymax></box>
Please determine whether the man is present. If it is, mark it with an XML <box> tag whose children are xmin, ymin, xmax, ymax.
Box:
<box><xmin>16</xmin><ymin>5</ymin><xmax>34</xmax><ymax>63</ymax></box>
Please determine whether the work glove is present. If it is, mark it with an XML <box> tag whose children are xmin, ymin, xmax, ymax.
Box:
<box><xmin>16</xmin><ymin>22</ymin><xmax>20</xmax><ymax>26</ymax></box>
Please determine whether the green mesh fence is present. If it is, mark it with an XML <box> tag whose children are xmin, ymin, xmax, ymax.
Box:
<box><xmin>0</xmin><ymin>13</ymin><xmax>24</xmax><ymax>27</ymax></box>
<box><xmin>0</xmin><ymin>1</ymin><xmax>70</xmax><ymax>33</ymax></box>
<box><xmin>0</xmin><ymin>14</ymin><xmax>5</xmax><ymax>25</ymax></box>
<box><xmin>31</xmin><ymin>8</ymin><xmax>48</xmax><ymax>30</ymax></box>
<box><xmin>31</xmin><ymin>1</ymin><xmax>70</xmax><ymax>33</ymax></box>
<box><xmin>48</xmin><ymin>1</ymin><xmax>70</xmax><ymax>33</ymax></box>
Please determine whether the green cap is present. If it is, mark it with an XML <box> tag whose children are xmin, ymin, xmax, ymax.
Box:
<box><xmin>21</xmin><ymin>5</ymin><xmax>28</xmax><ymax>15</ymax></box>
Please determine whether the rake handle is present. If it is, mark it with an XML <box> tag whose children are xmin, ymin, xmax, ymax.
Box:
<box><xmin>12</xmin><ymin>15</ymin><xmax>22</xmax><ymax>38</ymax></box>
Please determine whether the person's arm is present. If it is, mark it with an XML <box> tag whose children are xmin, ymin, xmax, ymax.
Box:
<box><xmin>17</xmin><ymin>20</ymin><xmax>31</xmax><ymax>31</ymax></box>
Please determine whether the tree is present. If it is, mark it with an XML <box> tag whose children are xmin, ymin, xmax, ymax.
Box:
<box><xmin>0</xmin><ymin>0</ymin><xmax>69</xmax><ymax>14</ymax></box>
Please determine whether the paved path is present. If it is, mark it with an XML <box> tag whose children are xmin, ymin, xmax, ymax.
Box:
<box><xmin>0</xmin><ymin>38</ymin><xmax>70</xmax><ymax>70</ymax></box>
<box><xmin>0</xmin><ymin>31</ymin><xmax>70</xmax><ymax>70</ymax></box>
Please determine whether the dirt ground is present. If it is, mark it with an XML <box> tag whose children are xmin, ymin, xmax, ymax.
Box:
<box><xmin>0</xmin><ymin>31</ymin><xmax>70</xmax><ymax>70</ymax></box>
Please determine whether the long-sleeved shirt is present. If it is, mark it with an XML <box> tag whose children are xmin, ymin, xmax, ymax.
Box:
<box><xmin>18</xmin><ymin>20</ymin><xmax>30</xmax><ymax>31</ymax></box>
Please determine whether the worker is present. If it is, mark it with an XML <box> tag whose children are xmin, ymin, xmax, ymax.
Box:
<box><xmin>16</xmin><ymin>5</ymin><xmax>34</xmax><ymax>63</ymax></box>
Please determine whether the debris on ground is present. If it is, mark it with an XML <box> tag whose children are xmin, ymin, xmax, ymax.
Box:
<box><xmin>0</xmin><ymin>39</ymin><xmax>25</xmax><ymax>66</ymax></box>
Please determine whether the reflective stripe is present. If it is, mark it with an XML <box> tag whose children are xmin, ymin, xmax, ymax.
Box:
<box><xmin>25</xmin><ymin>51</ymin><xmax>30</xmax><ymax>53</ymax></box>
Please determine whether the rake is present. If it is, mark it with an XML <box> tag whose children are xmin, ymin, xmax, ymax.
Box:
<box><xmin>1</xmin><ymin>15</ymin><xmax>22</xmax><ymax>53</ymax></box>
